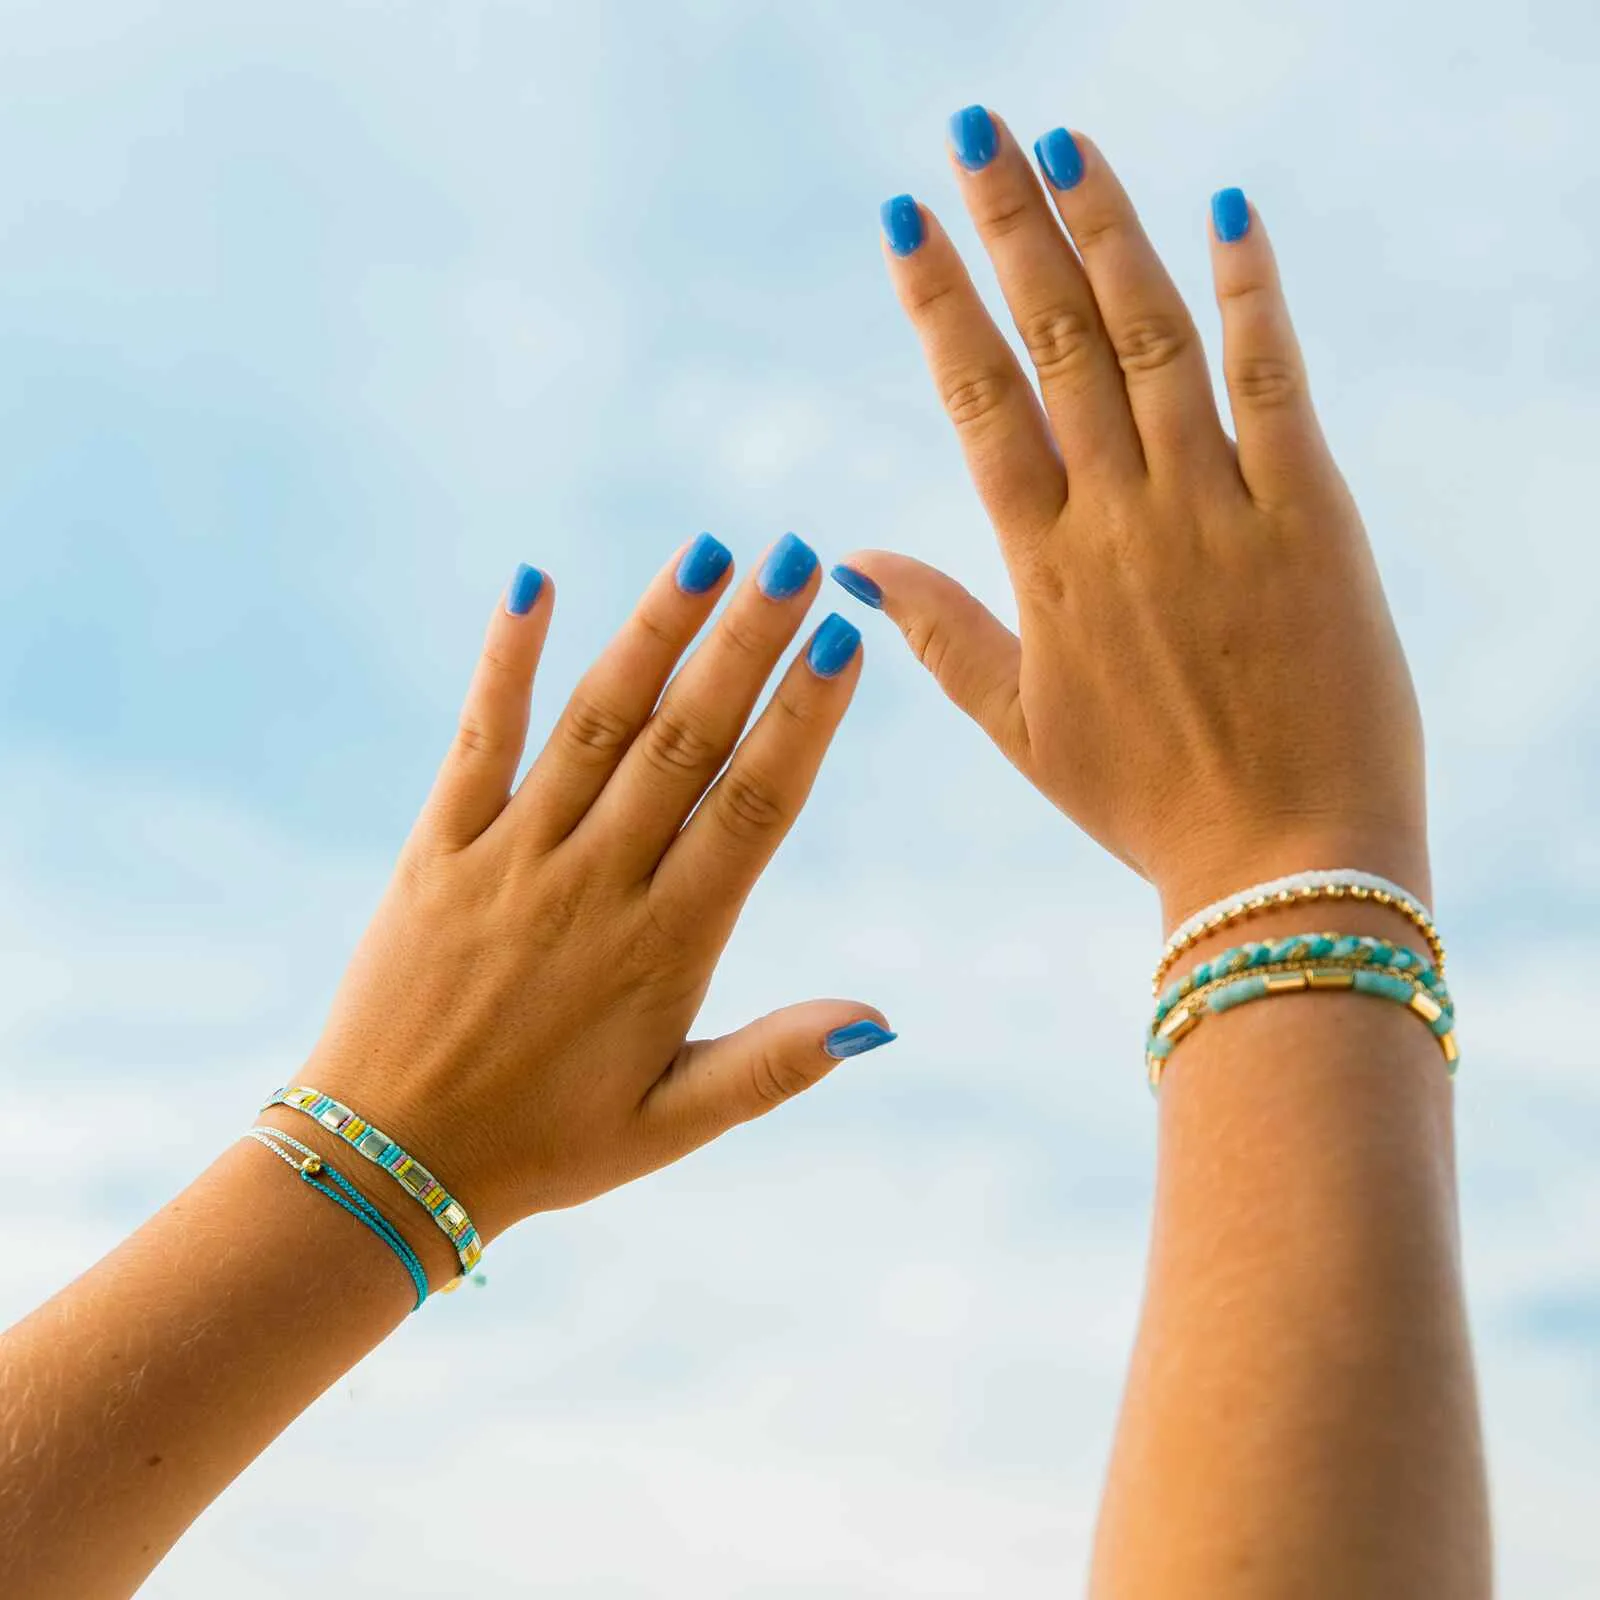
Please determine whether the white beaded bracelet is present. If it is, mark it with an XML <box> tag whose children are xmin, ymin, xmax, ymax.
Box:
<box><xmin>1155</xmin><ymin>869</ymin><xmax>1443</xmax><ymax>995</ymax></box>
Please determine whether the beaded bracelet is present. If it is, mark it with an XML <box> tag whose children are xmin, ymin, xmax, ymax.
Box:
<box><xmin>243</xmin><ymin>1127</ymin><xmax>430</xmax><ymax>1310</ymax></box>
<box><xmin>1146</xmin><ymin>952</ymin><xmax>1459</xmax><ymax>1093</ymax></box>
<box><xmin>1154</xmin><ymin>870</ymin><xmax>1445</xmax><ymax>995</ymax></box>
<box><xmin>262</xmin><ymin>1086</ymin><xmax>483</xmax><ymax>1277</ymax></box>
<box><xmin>1152</xmin><ymin>933</ymin><xmax>1452</xmax><ymax>1033</ymax></box>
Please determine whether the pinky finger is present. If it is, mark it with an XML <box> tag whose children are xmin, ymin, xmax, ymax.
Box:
<box><xmin>416</xmin><ymin>563</ymin><xmax>553</xmax><ymax>851</ymax></box>
<box><xmin>1209</xmin><ymin>189</ymin><xmax>1334</xmax><ymax>509</ymax></box>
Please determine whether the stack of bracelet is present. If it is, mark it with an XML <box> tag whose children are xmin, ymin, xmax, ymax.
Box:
<box><xmin>247</xmin><ymin>1084</ymin><xmax>485</xmax><ymax>1304</ymax></box>
<box><xmin>1145</xmin><ymin>871</ymin><xmax>1458</xmax><ymax>1094</ymax></box>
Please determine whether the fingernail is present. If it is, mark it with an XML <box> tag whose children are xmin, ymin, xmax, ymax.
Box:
<box><xmin>830</xmin><ymin>564</ymin><xmax>883</xmax><ymax>610</ymax></box>
<box><xmin>676</xmin><ymin>532</ymin><xmax>733</xmax><ymax>595</ymax></box>
<box><xmin>757</xmin><ymin>532</ymin><xmax>819</xmax><ymax>601</ymax></box>
<box><xmin>824</xmin><ymin>1020</ymin><xmax>898</xmax><ymax>1060</ymax></box>
<box><xmin>1034</xmin><ymin>127</ymin><xmax>1084</xmax><ymax>191</ymax></box>
<box><xmin>949</xmin><ymin>104</ymin><xmax>998</xmax><ymax>171</ymax></box>
<box><xmin>807</xmin><ymin>612</ymin><xmax>861</xmax><ymax>678</ymax></box>
<box><xmin>1211</xmin><ymin>186</ymin><xmax>1250</xmax><ymax>243</ymax></box>
<box><xmin>880</xmin><ymin>193</ymin><xmax>925</xmax><ymax>257</ymax></box>
<box><xmin>506</xmin><ymin>563</ymin><xmax>544</xmax><ymax>616</ymax></box>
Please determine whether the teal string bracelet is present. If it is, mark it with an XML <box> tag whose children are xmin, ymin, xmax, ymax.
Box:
<box><xmin>243</xmin><ymin>1127</ymin><xmax>430</xmax><ymax>1311</ymax></box>
<box><xmin>1152</xmin><ymin>932</ymin><xmax>1453</xmax><ymax>1033</ymax></box>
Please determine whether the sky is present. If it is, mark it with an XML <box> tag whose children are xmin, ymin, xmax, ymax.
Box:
<box><xmin>1</xmin><ymin>0</ymin><xmax>1597</xmax><ymax>1592</ymax></box>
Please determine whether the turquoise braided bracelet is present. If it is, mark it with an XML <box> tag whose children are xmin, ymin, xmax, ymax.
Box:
<box><xmin>243</xmin><ymin>1127</ymin><xmax>430</xmax><ymax>1310</ymax></box>
<box><xmin>262</xmin><ymin>1086</ymin><xmax>483</xmax><ymax>1278</ymax></box>
<box><xmin>1152</xmin><ymin>933</ymin><xmax>1452</xmax><ymax>1032</ymax></box>
<box><xmin>1146</xmin><ymin>932</ymin><xmax>1460</xmax><ymax>1093</ymax></box>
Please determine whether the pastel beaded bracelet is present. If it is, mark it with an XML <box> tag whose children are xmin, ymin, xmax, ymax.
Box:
<box><xmin>262</xmin><ymin>1086</ymin><xmax>483</xmax><ymax>1277</ymax></box>
<box><xmin>243</xmin><ymin>1127</ymin><xmax>430</xmax><ymax>1310</ymax></box>
<box><xmin>1154</xmin><ymin>870</ymin><xmax>1444</xmax><ymax>995</ymax></box>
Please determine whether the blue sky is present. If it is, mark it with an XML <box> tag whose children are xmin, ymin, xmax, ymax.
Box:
<box><xmin>2</xmin><ymin>0</ymin><xmax>1598</xmax><ymax>1592</ymax></box>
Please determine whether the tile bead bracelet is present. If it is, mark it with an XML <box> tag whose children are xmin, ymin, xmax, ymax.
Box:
<box><xmin>243</xmin><ymin>1127</ymin><xmax>430</xmax><ymax>1311</ymax></box>
<box><xmin>1153</xmin><ymin>870</ymin><xmax>1445</xmax><ymax>996</ymax></box>
<box><xmin>261</xmin><ymin>1086</ymin><xmax>483</xmax><ymax>1279</ymax></box>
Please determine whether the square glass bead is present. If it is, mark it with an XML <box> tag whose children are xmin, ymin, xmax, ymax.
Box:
<box><xmin>440</xmin><ymin>1202</ymin><xmax>466</xmax><ymax>1233</ymax></box>
<box><xmin>319</xmin><ymin>1107</ymin><xmax>350</xmax><ymax>1130</ymax></box>
<box><xmin>357</xmin><ymin>1128</ymin><xmax>391</xmax><ymax>1161</ymax></box>
<box><xmin>397</xmin><ymin>1161</ymin><xmax>436</xmax><ymax>1197</ymax></box>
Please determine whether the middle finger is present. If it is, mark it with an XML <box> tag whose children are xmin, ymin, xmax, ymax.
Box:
<box><xmin>946</xmin><ymin>105</ymin><xmax>1142</xmax><ymax>483</ymax></box>
<box><xmin>577</xmin><ymin>532</ymin><xmax>821</xmax><ymax>879</ymax></box>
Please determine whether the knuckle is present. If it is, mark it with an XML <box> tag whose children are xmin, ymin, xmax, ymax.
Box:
<box><xmin>750</xmin><ymin>1047</ymin><xmax>817</xmax><ymax>1109</ymax></box>
<box><xmin>453</xmin><ymin>713</ymin><xmax>502</xmax><ymax>762</ymax></box>
<box><xmin>940</xmin><ymin>366</ymin><xmax>1014</xmax><ymax>430</ymax></box>
<box><xmin>633</xmin><ymin>604</ymin><xmax>680</xmax><ymax>652</ymax></box>
<box><xmin>975</xmin><ymin>193</ymin><xmax>1032</xmax><ymax>241</ymax></box>
<box><xmin>641</xmin><ymin>704</ymin><xmax>720</xmax><ymax>775</ymax></box>
<box><xmin>561</xmin><ymin>697</ymin><xmax>635</xmax><ymax>761</ymax></box>
<box><xmin>714</xmin><ymin>768</ymin><xmax>789</xmax><ymax>839</ymax></box>
<box><xmin>717</xmin><ymin>609</ymin><xmax>771</xmax><ymax>661</ymax></box>
<box><xmin>1020</xmin><ymin>305</ymin><xmax>1099</xmax><ymax>383</ymax></box>
<box><xmin>1112</xmin><ymin>314</ymin><xmax>1193</xmax><ymax>376</ymax></box>
<box><xmin>902</xmin><ymin>613</ymin><xmax>954</xmax><ymax>683</ymax></box>
<box><xmin>1228</xmin><ymin>354</ymin><xmax>1302</xmax><ymax>409</ymax></box>
<box><xmin>904</xmin><ymin>277</ymin><xmax>960</xmax><ymax>318</ymax></box>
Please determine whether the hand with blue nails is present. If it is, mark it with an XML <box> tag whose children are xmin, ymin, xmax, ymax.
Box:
<box><xmin>315</xmin><ymin>533</ymin><xmax>883</xmax><ymax>1235</ymax></box>
<box><xmin>849</xmin><ymin>111</ymin><xmax>1428</xmax><ymax>932</ymax></box>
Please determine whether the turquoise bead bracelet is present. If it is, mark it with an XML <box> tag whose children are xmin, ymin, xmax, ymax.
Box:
<box><xmin>1152</xmin><ymin>933</ymin><xmax>1452</xmax><ymax>1033</ymax></box>
<box><xmin>1146</xmin><ymin>957</ymin><xmax>1460</xmax><ymax>1093</ymax></box>
<box><xmin>262</xmin><ymin>1086</ymin><xmax>483</xmax><ymax>1279</ymax></box>
<box><xmin>243</xmin><ymin>1127</ymin><xmax>430</xmax><ymax>1310</ymax></box>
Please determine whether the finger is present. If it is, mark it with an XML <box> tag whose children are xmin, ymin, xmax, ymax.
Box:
<box><xmin>649</xmin><ymin>611</ymin><xmax>861</xmax><ymax>945</ymax></box>
<box><xmin>944</xmin><ymin>106</ymin><xmax>1140</xmax><ymax>481</ymax></box>
<box><xmin>417</xmin><ymin>563</ymin><xmax>553</xmax><ymax>851</ymax></box>
<box><xmin>831</xmin><ymin>552</ymin><xmax>1027</xmax><ymax>763</ymax></box>
<box><xmin>579</xmin><ymin>533</ymin><xmax>821</xmax><ymax>881</ymax></box>
<box><xmin>1208</xmin><ymin>188</ymin><xmax>1334</xmax><ymax>510</ymax></box>
<box><xmin>638</xmin><ymin>1000</ymin><xmax>897</xmax><ymax>1159</ymax></box>
<box><xmin>879</xmin><ymin>194</ymin><xmax>1067</xmax><ymax>550</ymax></box>
<box><xmin>1037</xmin><ymin>131</ymin><xmax>1232</xmax><ymax>480</ymax></box>
<box><xmin>509</xmin><ymin>533</ymin><xmax>734</xmax><ymax>850</ymax></box>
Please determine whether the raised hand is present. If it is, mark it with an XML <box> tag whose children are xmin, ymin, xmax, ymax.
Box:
<box><xmin>841</xmin><ymin>113</ymin><xmax>1427</xmax><ymax>923</ymax></box>
<box><xmin>308</xmin><ymin>534</ymin><xmax>889</xmax><ymax>1250</ymax></box>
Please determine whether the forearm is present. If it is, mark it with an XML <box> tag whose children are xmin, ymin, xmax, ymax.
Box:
<box><xmin>0</xmin><ymin>1135</ymin><xmax>421</xmax><ymax>1600</ymax></box>
<box><xmin>1093</xmin><ymin>962</ymin><xmax>1490</xmax><ymax>1595</ymax></box>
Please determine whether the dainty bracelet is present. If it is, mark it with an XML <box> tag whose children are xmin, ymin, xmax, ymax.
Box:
<box><xmin>243</xmin><ymin>1128</ymin><xmax>430</xmax><ymax>1310</ymax></box>
<box><xmin>1152</xmin><ymin>932</ymin><xmax>1452</xmax><ymax>1032</ymax></box>
<box><xmin>262</xmin><ymin>1086</ymin><xmax>483</xmax><ymax>1277</ymax></box>
<box><xmin>1154</xmin><ymin>870</ymin><xmax>1445</xmax><ymax>995</ymax></box>
<box><xmin>1146</xmin><ymin>958</ymin><xmax>1460</xmax><ymax>1093</ymax></box>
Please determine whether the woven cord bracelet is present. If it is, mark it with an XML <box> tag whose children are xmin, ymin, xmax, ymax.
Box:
<box><xmin>262</xmin><ymin>1086</ymin><xmax>483</xmax><ymax>1278</ymax></box>
<box><xmin>1154</xmin><ymin>870</ymin><xmax>1445</xmax><ymax>995</ymax></box>
<box><xmin>243</xmin><ymin>1128</ymin><xmax>430</xmax><ymax>1311</ymax></box>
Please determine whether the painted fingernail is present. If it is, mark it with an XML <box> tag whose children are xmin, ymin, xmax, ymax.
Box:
<box><xmin>824</xmin><ymin>1020</ymin><xmax>898</xmax><ymax>1060</ymax></box>
<box><xmin>1034</xmin><ymin>127</ymin><xmax>1084</xmax><ymax>191</ymax></box>
<box><xmin>1211</xmin><ymin>187</ymin><xmax>1250</xmax><ymax>243</ymax></box>
<box><xmin>807</xmin><ymin>612</ymin><xmax>861</xmax><ymax>678</ymax></box>
<box><xmin>758</xmin><ymin>532</ymin><xmax>819</xmax><ymax>600</ymax></box>
<box><xmin>676</xmin><ymin>532</ymin><xmax>733</xmax><ymax>595</ymax></box>
<box><xmin>830</xmin><ymin>564</ymin><xmax>883</xmax><ymax>610</ymax></box>
<box><xmin>880</xmin><ymin>193</ymin><xmax>925</xmax><ymax>257</ymax></box>
<box><xmin>949</xmin><ymin>104</ymin><xmax>998</xmax><ymax>171</ymax></box>
<box><xmin>506</xmin><ymin>563</ymin><xmax>544</xmax><ymax>616</ymax></box>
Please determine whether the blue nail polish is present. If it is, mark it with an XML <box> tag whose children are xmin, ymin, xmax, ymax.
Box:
<box><xmin>880</xmin><ymin>193</ymin><xmax>925</xmax><ymax>257</ymax></box>
<box><xmin>824</xmin><ymin>1020</ymin><xmax>898</xmax><ymax>1060</ymax></box>
<box><xmin>807</xmin><ymin>612</ymin><xmax>861</xmax><ymax>678</ymax></box>
<box><xmin>1034</xmin><ymin>127</ymin><xmax>1084</xmax><ymax>191</ymax></box>
<box><xmin>758</xmin><ymin>532</ymin><xmax>819</xmax><ymax>600</ymax></box>
<box><xmin>676</xmin><ymin>532</ymin><xmax>733</xmax><ymax>595</ymax></box>
<box><xmin>506</xmin><ymin>563</ymin><xmax>543</xmax><ymax>616</ymax></box>
<box><xmin>949</xmin><ymin>105</ymin><xmax>998</xmax><ymax>171</ymax></box>
<box><xmin>830</xmin><ymin>564</ymin><xmax>883</xmax><ymax>610</ymax></box>
<box><xmin>1212</xmin><ymin>187</ymin><xmax>1250</xmax><ymax>243</ymax></box>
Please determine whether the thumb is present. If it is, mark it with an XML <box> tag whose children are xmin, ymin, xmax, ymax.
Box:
<box><xmin>833</xmin><ymin>551</ymin><xmax>1027</xmax><ymax>760</ymax></box>
<box><xmin>640</xmin><ymin>1000</ymin><xmax>897</xmax><ymax>1158</ymax></box>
